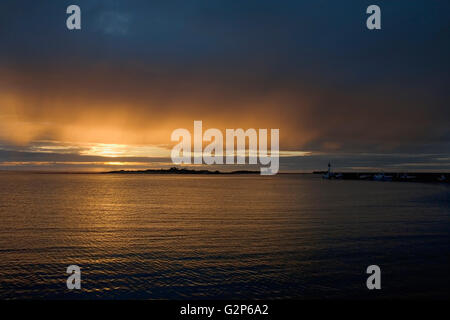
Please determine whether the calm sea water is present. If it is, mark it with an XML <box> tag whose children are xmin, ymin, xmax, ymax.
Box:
<box><xmin>0</xmin><ymin>173</ymin><xmax>448</xmax><ymax>299</ymax></box>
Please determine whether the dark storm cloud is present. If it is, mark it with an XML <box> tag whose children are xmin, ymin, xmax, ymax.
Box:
<box><xmin>0</xmin><ymin>0</ymin><xmax>449</xmax><ymax>170</ymax></box>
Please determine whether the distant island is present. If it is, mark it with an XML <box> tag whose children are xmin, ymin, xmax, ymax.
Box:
<box><xmin>104</xmin><ymin>167</ymin><xmax>260</xmax><ymax>175</ymax></box>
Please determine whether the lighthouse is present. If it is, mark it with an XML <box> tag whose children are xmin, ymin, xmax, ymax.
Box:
<box><xmin>323</xmin><ymin>162</ymin><xmax>332</xmax><ymax>179</ymax></box>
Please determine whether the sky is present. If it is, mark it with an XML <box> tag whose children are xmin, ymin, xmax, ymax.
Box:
<box><xmin>0</xmin><ymin>0</ymin><xmax>449</xmax><ymax>172</ymax></box>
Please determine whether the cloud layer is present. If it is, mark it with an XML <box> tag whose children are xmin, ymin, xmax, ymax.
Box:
<box><xmin>0</xmin><ymin>0</ymin><xmax>449</xmax><ymax>170</ymax></box>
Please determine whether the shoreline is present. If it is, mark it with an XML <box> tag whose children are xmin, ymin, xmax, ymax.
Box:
<box><xmin>314</xmin><ymin>171</ymin><xmax>448</xmax><ymax>183</ymax></box>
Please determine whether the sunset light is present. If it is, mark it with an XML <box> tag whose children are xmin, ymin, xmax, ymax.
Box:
<box><xmin>0</xmin><ymin>0</ymin><xmax>449</xmax><ymax>310</ymax></box>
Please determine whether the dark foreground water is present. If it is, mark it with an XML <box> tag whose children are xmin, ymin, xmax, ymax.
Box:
<box><xmin>0</xmin><ymin>173</ymin><xmax>449</xmax><ymax>299</ymax></box>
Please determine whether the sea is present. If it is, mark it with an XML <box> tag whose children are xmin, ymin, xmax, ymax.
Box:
<box><xmin>0</xmin><ymin>173</ymin><xmax>449</xmax><ymax>299</ymax></box>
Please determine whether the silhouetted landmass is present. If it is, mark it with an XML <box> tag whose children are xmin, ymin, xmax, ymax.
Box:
<box><xmin>313</xmin><ymin>171</ymin><xmax>449</xmax><ymax>183</ymax></box>
<box><xmin>104</xmin><ymin>167</ymin><xmax>259</xmax><ymax>175</ymax></box>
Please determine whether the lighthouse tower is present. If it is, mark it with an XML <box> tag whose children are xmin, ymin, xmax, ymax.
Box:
<box><xmin>323</xmin><ymin>162</ymin><xmax>332</xmax><ymax>179</ymax></box>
